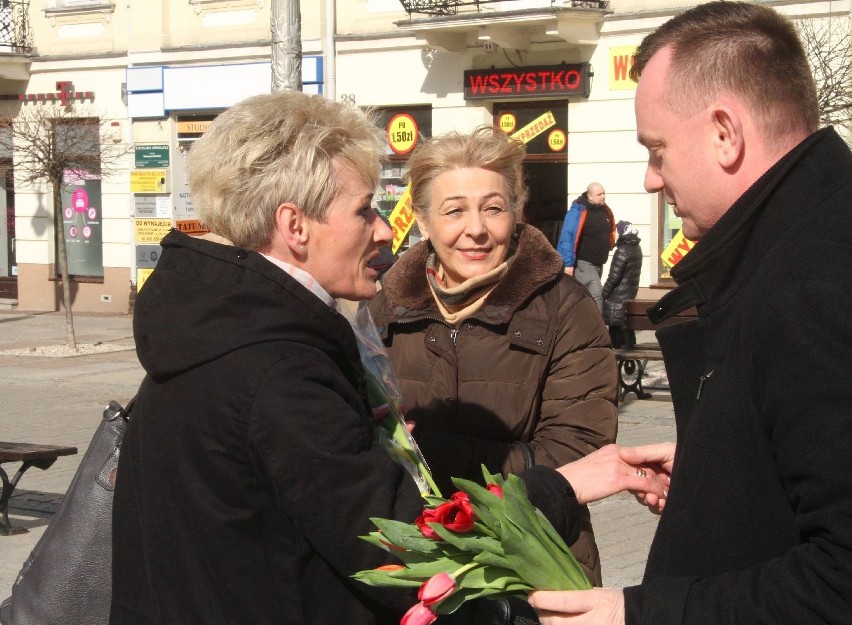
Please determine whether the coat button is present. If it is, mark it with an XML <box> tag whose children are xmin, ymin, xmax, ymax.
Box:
<box><xmin>428</xmin><ymin>335</ymin><xmax>436</xmax><ymax>343</ymax></box>
<box><xmin>513</xmin><ymin>331</ymin><xmax>522</xmax><ymax>338</ymax></box>
<box><xmin>444</xmin><ymin>397</ymin><xmax>454</xmax><ymax>405</ymax></box>
<box><xmin>536</xmin><ymin>339</ymin><xmax>543</xmax><ymax>346</ymax></box>
<box><xmin>236</xmin><ymin>250</ymin><xmax>248</xmax><ymax>260</ymax></box>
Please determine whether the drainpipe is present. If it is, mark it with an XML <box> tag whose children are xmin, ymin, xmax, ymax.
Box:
<box><xmin>324</xmin><ymin>0</ymin><xmax>336</xmax><ymax>100</ymax></box>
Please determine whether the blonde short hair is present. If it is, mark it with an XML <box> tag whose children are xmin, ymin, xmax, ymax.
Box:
<box><xmin>188</xmin><ymin>91</ymin><xmax>385</xmax><ymax>250</ymax></box>
<box><xmin>404</xmin><ymin>125</ymin><xmax>529</xmax><ymax>223</ymax></box>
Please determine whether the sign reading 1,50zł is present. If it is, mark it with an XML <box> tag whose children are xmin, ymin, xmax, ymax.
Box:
<box><xmin>387</xmin><ymin>113</ymin><xmax>418</xmax><ymax>155</ymax></box>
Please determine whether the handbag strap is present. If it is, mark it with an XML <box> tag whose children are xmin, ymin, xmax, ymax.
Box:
<box><xmin>104</xmin><ymin>396</ymin><xmax>136</xmax><ymax>423</ymax></box>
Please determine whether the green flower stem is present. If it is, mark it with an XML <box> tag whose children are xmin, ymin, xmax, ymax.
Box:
<box><xmin>383</xmin><ymin>401</ymin><xmax>443</xmax><ymax>498</ymax></box>
<box><xmin>450</xmin><ymin>561</ymin><xmax>480</xmax><ymax>580</ymax></box>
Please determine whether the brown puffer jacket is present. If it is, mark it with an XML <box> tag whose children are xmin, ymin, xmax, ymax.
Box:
<box><xmin>369</xmin><ymin>223</ymin><xmax>618</xmax><ymax>585</ymax></box>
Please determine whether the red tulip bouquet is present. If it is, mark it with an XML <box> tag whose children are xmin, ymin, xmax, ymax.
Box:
<box><xmin>353</xmin><ymin>466</ymin><xmax>591</xmax><ymax>624</ymax></box>
<box><xmin>343</xmin><ymin>301</ymin><xmax>441</xmax><ymax>497</ymax></box>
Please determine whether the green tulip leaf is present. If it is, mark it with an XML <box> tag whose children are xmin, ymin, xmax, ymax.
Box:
<box><xmin>351</xmin><ymin>569</ymin><xmax>421</xmax><ymax>588</ymax></box>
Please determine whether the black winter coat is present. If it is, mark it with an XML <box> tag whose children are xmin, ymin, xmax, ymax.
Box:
<box><xmin>111</xmin><ymin>230</ymin><xmax>586</xmax><ymax>625</ymax></box>
<box><xmin>624</xmin><ymin>127</ymin><xmax>852</xmax><ymax>624</ymax></box>
<box><xmin>601</xmin><ymin>233</ymin><xmax>642</xmax><ymax>327</ymax></box>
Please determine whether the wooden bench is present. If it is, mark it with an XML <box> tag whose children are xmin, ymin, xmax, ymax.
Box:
<box><xmin>0</xmin><ymin>442</ymin><xmax>78</xmax><ymax>535</ymax></box>
<box><xmin>613</xmin><ymin>299</ymin><xmax>697</xmax><ymax>401</ymax></box>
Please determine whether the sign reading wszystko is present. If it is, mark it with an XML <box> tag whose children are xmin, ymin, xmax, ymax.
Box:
<box><xmin>464</xmin><ymin>64</ymin><xmax>591</xmax><ymax>100</ymax></box>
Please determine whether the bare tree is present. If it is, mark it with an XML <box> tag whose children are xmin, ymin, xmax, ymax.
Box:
<box><xmin>797</xmin><ymin>17</ymin><xmax>852</xmax><ymax>141</ymax></box>
<box><xmin>0</xmin><ymin>104</ymin><xmax>127</xmax><ymax>349</ymax></box>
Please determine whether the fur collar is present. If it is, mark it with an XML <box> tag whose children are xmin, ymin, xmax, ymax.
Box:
<box><xmin>381</xmin><ymin>223</ymin><xmax>564</xmax><ymax>314</ymax></box>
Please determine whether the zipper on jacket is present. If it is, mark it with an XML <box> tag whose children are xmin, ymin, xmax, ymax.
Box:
<box><xmin>696</xmin><ymin>369</ymin><xmax>715</xmax><ymax>400</ymax></box>
<box><xmin>450</xmin><ymin>328</ymin><xmax>458</xmax><ymax>345</ymax></box>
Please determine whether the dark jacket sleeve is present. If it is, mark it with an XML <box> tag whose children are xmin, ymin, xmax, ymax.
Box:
<box><xmin>519</xmin><ymin>465</ymin><xmax>584</xmax><ymax>547</ymax></box>
<box><xmin>602</xmin><ymin>245</ymin><xmax>628</xmax><ymax>301</ymax></box>
<box><xmin>530</xmin><ymin>280</ymin><xmax>618</xmax><ymax>470</ymax></box>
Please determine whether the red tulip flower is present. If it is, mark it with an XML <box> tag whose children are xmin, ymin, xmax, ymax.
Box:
<box><xmin>417</xmin><ymin>572</ymin><xmax>456</xmax><ymax>606</ymax></box>
<box><xmin>486</xmin><ymin>483</ymin><xmax>504</xmax><ymax>498</ymax></box>
<box><xmin>400</xmin><ymin>601</ymin><xmax>437</xmax><ymax>625</ymax></box>
<box><xmin>415</xmin><ymin>508</ymin><xmax>442</xmax><ymax>540</ymax></box>
<box><xmin>434</xmin><ymin>498</ymin><xmax>476</xmax><ymax>533</ymax></box>
<box><xmin>415</xmin><ymin>496</ymin><xmax>476</xmax><ymax>539</ymax></box>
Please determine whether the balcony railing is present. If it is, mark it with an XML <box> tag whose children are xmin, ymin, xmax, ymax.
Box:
<box><xmin>0</xmin><ymin>0</ymin><xmax>32</xmax><ymax>54</ymax></box>
<box><xmin>398</xmin><ymin>0</ymin><xmax>608</xmax><ymax>17</ymax></box>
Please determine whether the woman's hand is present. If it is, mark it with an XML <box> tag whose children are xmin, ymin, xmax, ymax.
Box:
<box><xmin>620</xmin><ymin>442</ymin><xmax>675</xmax><ymax>514</ymax></box>
<box><xmin>555</xmin><ymin>443</ymin><xmax>670</xmax><ymax>506</ymax></box>
<box><xmin>371</xmin><ymin>403</ymin><xmax>414</xmax><ymax>433</ymax></box>
<box><xmin>529</xmin><ymin>588</ymin><xmax>625</xmax><ymax>625</ymax></box>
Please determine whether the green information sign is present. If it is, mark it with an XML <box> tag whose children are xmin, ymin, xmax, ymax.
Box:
<box><xmin>135</xmin><ymin>144</ymin><xmax>170</xmax><ymax>168</ymax></box>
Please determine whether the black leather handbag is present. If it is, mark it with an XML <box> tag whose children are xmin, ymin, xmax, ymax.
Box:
<box><xmin>0</xmin><ymin>399</ymin><xmax>133</xmax><ymax>625</ymax></box>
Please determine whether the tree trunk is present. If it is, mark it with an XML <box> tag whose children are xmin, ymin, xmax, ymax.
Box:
<box><xmin>53</xmin><ymin>183</ymin><xmax>77</xmax><ymax>350</ymax></box>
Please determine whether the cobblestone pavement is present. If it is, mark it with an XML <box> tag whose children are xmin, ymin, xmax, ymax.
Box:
<box><xmin>0</xmin><ymin>311</ymin><xmax>675</xmax><ymax>596</ymax></box>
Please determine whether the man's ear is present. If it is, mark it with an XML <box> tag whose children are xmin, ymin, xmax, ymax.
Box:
<box><xmin>710</xmin><ymin>105</ymin><xmax>744</xmax><ymax>170</ymax></box>
<box><xmin>272</xmin><ymin>202</ymin><xmax>309</xmax><ymax>257</ymax></box>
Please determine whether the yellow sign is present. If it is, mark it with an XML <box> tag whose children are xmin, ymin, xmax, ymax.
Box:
<box><xmin>131</xmin><ymin>170</ymin><xmax>169</xmax><ymax>193</ymax></box>
<box><xmin>175</xmin><ymin>219</ymin><xmax>209</xmax><ymax>236</ymax></box>
<box><xmin>135</xmin><ymin>218</ymin><xmax>172</xmax><ymax>244</ymax></box>
<box><xmin>137</xmin><ymin>268</ymin><xmax>154</xmax><ymax>292</ymax></box>
<box><xmin>387</xmin><ymin>113</ymin><xmax>418</xmax><ymax>155</ymax></box>
<box><xmin>547</xmin><ymin>129</ymin><xmax>566</xmax><ymax>152</ymax></box>
<box><xmin>388</xmin><ymin>187</ymin><xmax>416</xmax><ymax>254</ymax></box>
<box><xmin>176</xmin><ymin>120</ymin><xmax>213</xmax><ymax>134</ymax></box>
<box><xmin>609</xmin><ymin>46</ymin><xmax>637</xmax><ymax>91</ymax></box>
<box><xmin>510</xmin><ymin>111</ymin><xmax>556</xmax><ymax>143</ymax></box>
<box><xmin>661</xmin><ymin>229</ymin><xmax>696</xmax><ymax>268</ymax></box>
<box><xmin>387</xmin><ymin>111</ymin><xmax>558</xmax><ymax>253</ymax></box>
<box><xmin>499</xmin><ymin>113</ymin><xmax>517</xmax><ymax>134</ymax></box>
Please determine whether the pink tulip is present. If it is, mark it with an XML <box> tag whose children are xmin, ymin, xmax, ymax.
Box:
<box><xmin>400</xmin><ymin>601</ymin><xmax>437</xmax><ymax>625</ymax></box>
<box><xmin>417</xmin><ymin>572</ymin><xmax>456</xmax><ymax>605</ymax></box>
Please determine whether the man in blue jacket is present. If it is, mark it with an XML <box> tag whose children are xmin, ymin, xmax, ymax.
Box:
<box><xmin>556</xmin><ymin>182</ymin><xmax>616</xmax><ymax>313</ymax></box>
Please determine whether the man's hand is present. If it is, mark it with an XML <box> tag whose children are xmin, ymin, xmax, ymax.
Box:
<box><xmin>529</xmin><ymin>588</ymin><xmax>625</xmax><ymax>625</ymax></box>
<box><xmin>564</xmin><ymin>267</ymin><xmax>575</xmax><ymax>276</ymax></box>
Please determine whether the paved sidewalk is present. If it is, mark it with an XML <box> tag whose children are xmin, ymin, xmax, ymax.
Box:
<box><xmin>0</xmin><ymin>310</ymin><xmax>675</xmax><ymax>597</ymax></box>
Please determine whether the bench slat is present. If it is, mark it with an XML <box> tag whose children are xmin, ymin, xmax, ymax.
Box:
<box><xmin>0</xmin><ymin>442</ymin><xmax>78</xmax><ymax>463</ymax></box>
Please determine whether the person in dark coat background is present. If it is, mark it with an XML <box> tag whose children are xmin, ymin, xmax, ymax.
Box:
<box><xmin>530</xmin><ymin>3</ymin><xmax>852</xmax><ymax>624</ymax></box>
<box><xmin>601</xmin><ymin>220</ymin><xmax>643</xmax><ymax>348</ymax></box>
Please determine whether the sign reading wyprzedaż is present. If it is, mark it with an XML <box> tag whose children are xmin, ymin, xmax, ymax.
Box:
<box><xmin>464</xmin><ymin>64</ymin><xmax>591</xmax><ymax>100</ymax></box>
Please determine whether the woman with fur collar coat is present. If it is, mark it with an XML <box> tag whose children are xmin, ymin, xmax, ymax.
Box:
<box><xmin>368</xmin><ymin>127</ymin><xmax>618</xmax><ymax>588</ymax></box>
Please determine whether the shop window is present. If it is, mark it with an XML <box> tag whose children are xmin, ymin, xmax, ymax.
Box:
<box><xmin>47</xmin><ymin>0</ymin><xmax>112</xmax><ymax>8</ymax></box>
<box><xmin>55</xmin><ymin>118</ymin><xmax>104</xmax><ymax>278</ymax></box>
<box><xmin>373</xmin><ymin>106</ymin><xmax>431</xmax><ymax>254</ymax></box>
<box><xmin>493</xmin><ymin>101</ymin><xmax>568</xmax><ymax>247</ymax></box>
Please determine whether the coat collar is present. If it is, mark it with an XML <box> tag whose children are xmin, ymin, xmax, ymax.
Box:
<box><xmin>649</xmin><ymin>127</ymin><xmax>839</xmax><ymax>323</ymax></box>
